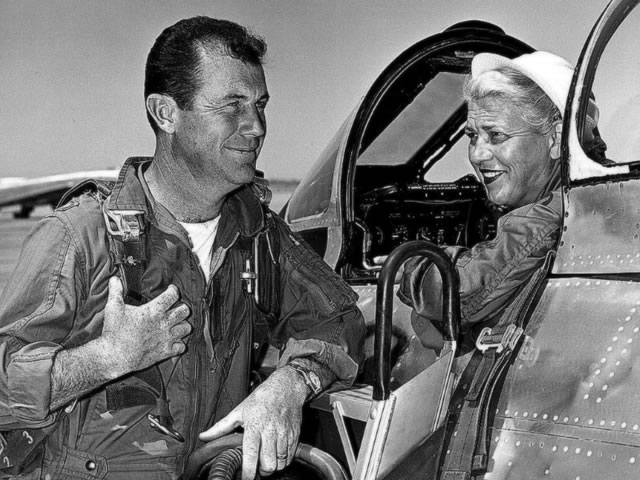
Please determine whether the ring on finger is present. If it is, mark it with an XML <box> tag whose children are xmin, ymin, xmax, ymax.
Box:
<box><xmin>277</xmin><ymin>453</ymin><xmax>288</xmax><ymax>460</ymax></box>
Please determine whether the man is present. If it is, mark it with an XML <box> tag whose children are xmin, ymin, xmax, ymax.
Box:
<box><xmin>0</xmin><ymin>17</ymin><xmax>365</xmax><ymax>479</ymax></box>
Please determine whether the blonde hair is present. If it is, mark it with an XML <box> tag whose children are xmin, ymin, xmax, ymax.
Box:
<box><xmin>463</xmin><ymin>66</ymin><xmax>561</xmax><ymax>135</ymax></box>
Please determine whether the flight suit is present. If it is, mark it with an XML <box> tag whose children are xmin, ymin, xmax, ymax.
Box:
<box><xmin>0</xmin><ymin>158</ymin><xmax>365</xmax><ymax>479</ymax></box>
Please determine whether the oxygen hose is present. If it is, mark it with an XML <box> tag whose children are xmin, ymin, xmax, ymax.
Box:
<box><xmin>183</xmin><ymin>434</ymin><xmax>348</xmax><ymax>480</ymax></box>
<box><xmin>206</xmin><ymin>446</ymin><xmax>243</xmax><ymax>480</ymax></box>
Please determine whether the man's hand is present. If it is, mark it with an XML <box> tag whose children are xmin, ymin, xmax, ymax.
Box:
<box><xmin>100</xmin><ymin>276</ymin><xmax>192</xmax><ymax>376</ymax></box>
<box><xmin>51</xmin><ymin>276</ymin><xmax>191</xmax><ymax>410</ymax></box>
<box><xmin>199</xmin><ymin>366</ymin><xmax>308</xmax><ymax>480</ymax></box>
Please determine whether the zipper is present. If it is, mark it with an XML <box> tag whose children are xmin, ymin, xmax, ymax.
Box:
<box><xmin>186</xmin><ymin>230</ymin><xmax>241</xmax><ymax>451</ymax></box>
<box><xmin>185</xmin><ymin>249</ymin><xmax>207</xmax><ymax>459</ymax></box>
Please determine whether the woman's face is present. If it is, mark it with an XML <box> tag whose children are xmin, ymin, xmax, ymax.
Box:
<box><xmin>465</xmin><ymin>97</ymin><xmax>558</xmax><ymax>209</ymax></box>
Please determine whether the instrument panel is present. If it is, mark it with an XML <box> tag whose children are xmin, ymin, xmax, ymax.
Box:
<box><xmin>351</xmin><ymin>175</ymin><xmax>497</xmax><ymax>277</ymax></box>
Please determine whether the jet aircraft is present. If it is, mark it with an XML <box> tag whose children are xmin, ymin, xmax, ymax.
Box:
<box><xmin>2</xmin><ymin>0</ymin><xmax>639</xmax><ymax>478</ymax></box>
<box><xmin>187</xmin><ymin>0</ymin><xmax>640</xmax><ymax>478</ymax></box>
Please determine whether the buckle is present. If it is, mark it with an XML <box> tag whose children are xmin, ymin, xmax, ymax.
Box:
<box><xmin>103</xmin><ymin>207</ymin><xmax>145</xmax><ymax>241</ymax></box>
<box><xmin>475</xmin><ymin>324</ymin><xmax>523</xmax><ymax>354</ymax></box>
<box><xmin>241</xmin><ymin>258</ymin><xmax>256</xmax><ymax>294</ymax></box>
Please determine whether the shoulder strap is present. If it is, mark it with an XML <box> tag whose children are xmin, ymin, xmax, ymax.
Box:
<box><xmin>100</xmin><ymin>191</ymin><xmax>183</xmax><ymax>442</ymax></box>
<box><xmin>102</xmin><ymin>204</ymin><xmax>147</xmax><ymax>304</ymax></box>
<box><xmin>441</xmin><ymin>251</ymin><xmax>555</xmax><ymax>479</ymax></box>
<box><xmin>56</xmin><ymin>178</ymin><xmax>114</xmax><ymax>209</ymax></box>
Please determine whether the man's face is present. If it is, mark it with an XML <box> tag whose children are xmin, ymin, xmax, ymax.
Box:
<box><xmin>465</xmin><ymin>97</ymin><xmax>556</xmax><ymax>209</ymax></box>
<box><xmin>171</xmin><ymin>52</ymin><xmax>269</xmax><ymax>193</ymax></box>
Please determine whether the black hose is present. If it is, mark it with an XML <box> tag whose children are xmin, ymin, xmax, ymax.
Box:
<box><xmin>206</xmin><ymin>446</ymin><xmax>243</xmax><ymax>480</ymax></box>
<box><xmin>184</xmin><ymin>440</ymin><xmax>347</xmax><ymax>480</ymax></box>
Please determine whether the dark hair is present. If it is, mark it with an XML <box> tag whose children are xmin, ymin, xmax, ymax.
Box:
<box><xmin>144</xmin><ymin>17</ymin><xmax>267</xmax><ymax>133</ymax></box>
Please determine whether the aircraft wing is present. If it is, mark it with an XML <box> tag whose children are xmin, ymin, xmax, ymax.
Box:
<box><xmin>0</xmin><ymin>170</ymin><xmax>118</xmax><ymax>217</ymax></box>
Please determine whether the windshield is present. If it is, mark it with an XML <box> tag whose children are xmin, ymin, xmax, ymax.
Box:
<box><xmin>588</xmin><ymin>5</ymin><xmax>640</xmax><ymax>166</ymax></box>
<box><xmin>571</xmin><ymin>3</ymin><xmax>639</xmax><ymax>181</ymax></box>
<box><xmin>286</xmin><ymin>117</ymin><xmax>350</xmax><ymax>222</ymax></box>
<box><xmin>357</xmin><ymin>72</ymin><xmax>465</xmax><ymax>168</ymax></box>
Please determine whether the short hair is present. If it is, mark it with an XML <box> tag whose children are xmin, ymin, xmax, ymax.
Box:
<box><xmin>463</xmin><ymin>66</ymin><xmax>561</xmax><ymax>135</ymax></box>
<box><xmin>144</xmin><ymin>17</ymin><xmax>267</xmax><ymax>133</ymax></box>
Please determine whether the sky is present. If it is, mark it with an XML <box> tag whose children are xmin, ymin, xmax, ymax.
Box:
<box><xmin>0</xmin><ymin>0</ymin><xmax>610</xmax><ymax>181</ymax></box>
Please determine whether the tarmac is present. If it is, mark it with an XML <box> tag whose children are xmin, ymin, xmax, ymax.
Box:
<box><xmin>0</xmin><ymin>210</ymin><xmax>40</xmax><ymax>293</ymax></box>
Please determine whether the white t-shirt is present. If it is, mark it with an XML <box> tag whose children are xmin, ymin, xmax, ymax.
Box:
<box><xmin>179</xmin><ymin>216</ymin><xmax>221</xmax><ymax>281</ymax></box>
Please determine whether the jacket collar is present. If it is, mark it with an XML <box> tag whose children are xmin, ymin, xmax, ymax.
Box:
<box><xmin>106</xmin><ymin>157</ymin><xmax>267</xmax><ymax>245</ymax></box>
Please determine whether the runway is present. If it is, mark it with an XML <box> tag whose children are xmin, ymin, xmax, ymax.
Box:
<box><xmin>0</xmin><ymin>211</ymin><xmax>40</xmax><ymax>293</ymax></box>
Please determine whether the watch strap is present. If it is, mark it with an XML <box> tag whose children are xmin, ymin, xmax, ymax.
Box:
<box><xmin>287</xmin><ymin>362</ymin><xmax>323</xmax><ymax>398</ymax></box>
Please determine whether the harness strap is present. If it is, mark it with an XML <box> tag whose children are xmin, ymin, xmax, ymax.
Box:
<box><xmin>441</xmin><ymin>251</ymin><xmax>554</xmax><ymax>478</ymax></box>
<box><xmin>103</xmin><ymin>207</ymin><xmax>147</xmax><ymax>302</ymax></box>
<box><xmin>102</xmin><ymin>203</ymin><xmax>183</xmax><ymax>442</ymax></box>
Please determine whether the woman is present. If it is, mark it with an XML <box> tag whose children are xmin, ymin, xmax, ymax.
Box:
<box><xmin>398</xmin><ymin>51</ymin><xmax>599</xmax><ymax>348</ymax></box>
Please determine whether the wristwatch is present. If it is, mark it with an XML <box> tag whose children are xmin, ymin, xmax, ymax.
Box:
<box><xmin>287</xmin><ymin>362</ymin><xmax>323</xmax><ymax>398</ymax></box>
